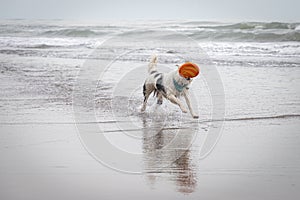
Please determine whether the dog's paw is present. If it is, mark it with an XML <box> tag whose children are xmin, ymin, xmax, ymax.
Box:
<box><xmin>140</xmin><ymin>106</ymin><xmax>146</xmax><ymax>112</ymax></box>
<box><xmin>192</xmin><ymin>115</ymin><xmax>199</xmax><ymax>119</ymax></box>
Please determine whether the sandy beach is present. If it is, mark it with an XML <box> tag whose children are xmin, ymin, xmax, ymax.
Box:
<box><xmin>1</xmin><ymin>111</ymin><xmax>299</xmax><ymax>199</ymax></box>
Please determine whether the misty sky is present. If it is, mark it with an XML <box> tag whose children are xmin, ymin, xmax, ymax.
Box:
<box><xmin>0</xmin><ymin>0</ymin><xmax>299</xmax><ymax>21</ymax></box>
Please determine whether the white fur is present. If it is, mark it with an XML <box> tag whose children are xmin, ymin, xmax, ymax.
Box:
<box><xmin>141</xmin><ymin>55</ymin><xmax>199</xmax><ymax>118</ymax></box>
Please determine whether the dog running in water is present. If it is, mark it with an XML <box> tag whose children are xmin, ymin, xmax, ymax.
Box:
<box><xmin>141</xmin><ymin>55</ymin><xmax>199</xmax><ymax>118</ymax></box>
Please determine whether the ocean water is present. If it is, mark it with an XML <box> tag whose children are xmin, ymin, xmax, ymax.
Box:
<box><xmin>0</xmin><ymin>20</ymin><xmax>300</xmax><ymax>199</ymax></box>
<box><xmin>0</xmin><ymin>20</ymin><xmax>299</xmax><ymax>118</ymax></box>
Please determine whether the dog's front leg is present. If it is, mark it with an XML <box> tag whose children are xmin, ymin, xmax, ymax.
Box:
<box><xmin>183</xmin><ymin>90</ymin><xmax>199</xmax><ymax>118</ymax></box>
<box><xmin>167</xmin><ymin>94</ymin><xmax>188</xmax><ymax>113</ymax></box>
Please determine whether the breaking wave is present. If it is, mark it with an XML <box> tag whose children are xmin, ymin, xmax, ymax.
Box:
<box><xmin>196</xmin><ymin>22</ymin><xmax>300</xmax><ymax>30</ymax></box>
<box><xmin>41</xmin><ymin>29</ymin><xmax>108</xmax><ymax>37</ymax></box>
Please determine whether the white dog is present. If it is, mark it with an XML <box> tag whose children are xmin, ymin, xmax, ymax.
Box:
<box><xmin>141</xmin><ymin>55</ymin><xmax>199</xmax><ymax>118</ymax></box>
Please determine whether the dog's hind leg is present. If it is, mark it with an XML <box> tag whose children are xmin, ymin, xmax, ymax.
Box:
<box><xmin>156</xmin><ymin>92</ymin><xmax>163</xmax><ymax>105</ymax></box>
<box><xmin>141</xmin><ymin>83</ymin><xmax>154</xmax><ymax>112</ymax></box>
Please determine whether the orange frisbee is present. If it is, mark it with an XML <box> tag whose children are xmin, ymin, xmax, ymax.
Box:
<box><xmin>179</xmin><ymin>62</ymin><xmax>200</xmax><ymax>78</ymax></box>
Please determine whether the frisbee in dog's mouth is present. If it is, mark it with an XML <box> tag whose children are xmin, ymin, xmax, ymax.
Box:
<box><xmin>179</xmin><ymin>62</ymin><xmax>200</xmax><ymax>78</ymax></box>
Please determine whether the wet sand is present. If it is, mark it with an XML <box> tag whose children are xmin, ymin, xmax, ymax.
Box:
<box><xmin>0</xmin><ymin>109</ymin><xmax>299</xmax><ymax>199</ymax></box>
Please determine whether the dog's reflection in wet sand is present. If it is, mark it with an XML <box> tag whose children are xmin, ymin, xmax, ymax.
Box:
<box><xmin>141</xmin><ymin>114</ymin><xmax>198</xmax><ymax>194</ymax></box>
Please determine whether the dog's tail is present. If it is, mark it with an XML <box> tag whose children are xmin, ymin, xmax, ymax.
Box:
<box><xmin>148</xmin><ymin>55</ymin><xmax>157</xmax><ymax>74</ymax></box>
